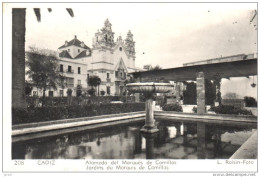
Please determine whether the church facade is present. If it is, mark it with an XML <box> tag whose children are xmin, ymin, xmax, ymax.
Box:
<box><xmin>42</xmin><ymin>19</ymin><xmax>139</xmax><ymax>97</ymax></box>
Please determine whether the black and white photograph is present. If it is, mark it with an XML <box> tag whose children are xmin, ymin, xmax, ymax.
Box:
<box><xmin>2</xmin><ymin>2</ymin><xmax>258</xmax><ymax>175</ymax></box>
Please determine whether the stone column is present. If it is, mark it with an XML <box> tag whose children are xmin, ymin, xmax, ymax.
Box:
<box><xmin>12</xmin><ymin>8</ymin><xmax>26</xmax><ymax>108</ymax></box>
<box><xmin>146</xmin><ymin>98</ymin><xmax>154</xmax><ymax>124</ymax></box>
<box><xmin>141</xmin><ymin>94</ymin><xmax>159</xmax><ymax>133</ymax></box>
<box><xmin>175</xmin><ymin>82</ymin><xmax>181</xmax><ymax>103</ymax></box>
<box><xmin>196</xmin><ymin>72</ymin><xmax>205</xmax><ymax>114</ymax></box>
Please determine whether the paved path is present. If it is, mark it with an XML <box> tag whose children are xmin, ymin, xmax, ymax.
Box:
<box><xmin>230</xmin><ymin>130</ymin><xmax>257</xmax><ymax>159</ymax></box>
<box><xmin>155</xmin><ymin>111</ymin><xmax>257</xmax><ymax>123</ymax></box>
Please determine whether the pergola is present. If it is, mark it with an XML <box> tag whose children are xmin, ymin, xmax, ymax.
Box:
<box><xmin>131</xmin><ymin>58</ymin><xmax>257</xmax><ymax>114</ymax></box>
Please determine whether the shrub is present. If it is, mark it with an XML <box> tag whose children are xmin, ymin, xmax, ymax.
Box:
<box><xmin>12</xmin><ymin>103</ymin><xmax>145</xmax><ymax>125</ymax></box>
<box><xmin>87</xmin><ymin>88</ymin><xmax>96</xmax><ymax>96</ymax></box>
<box><xmin>111</xmin><ymin>96</ymin><xmax>121</xmax><ymax>101</ymax></box>
<box><xmin>67</xmin><ymin>88</ymin><xmax>72</xmax><ymax>96</ymax></box>
<box><xmin>213</xmin><ymin>105</ymin><xmax>253</xmax><ymax>115</ymax></box>
<box><xmin>244</xmin><ymin>96</ymin><xmax>257</xmax><ymax>107</ymax></box>
<box><xmin>100</xmin><ymin>90</ymin><xmax>105</xmax><ymax>96</ymax></box>
<box><xmin>192</xmin><ymin>106</ymin><xmax>207</xmax><ymax>113</ymax></box>
<box><xmin>192</xmin><ymin>106</ymin><xmax>197</xmax><ymax>113</ymax></box>
<box><xmin>76</xmin><ymin>84</ymin><xmax>82</xmax><ymax>97</ymax></box>
<box><xmin>25</xmin><ymin>81</ymin><xmax>33</xmax><ymax>96</ymax></box>
<box><xmin>162</xmin><ymin>103</ymin><xmax>183</xmax><ymax>112</ymax></box>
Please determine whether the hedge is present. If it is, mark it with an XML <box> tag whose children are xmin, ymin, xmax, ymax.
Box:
<box><xmin>162</xmin><ymin>103</ymin><xmax>183</xmax><ymax>112</ymax></box>
<box><xmin>12</xmin><ymin>103</ymin><xmax>145</xmax><ymax>125</ymax></box>
<box><xmin>211</xmin><ymin>105</ymin><xmax>253</xmax><ymax>115</ymax></box>
<box><xmin>26</xmin><ymin>96</ymin><xmax>136</xmax><ymax>107</ymax></box>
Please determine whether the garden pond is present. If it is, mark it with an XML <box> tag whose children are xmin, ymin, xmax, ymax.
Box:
<box><xmin>12</xmin><ymin>118</ymin><xmax>257</xmax><ymax>159</ymax></box>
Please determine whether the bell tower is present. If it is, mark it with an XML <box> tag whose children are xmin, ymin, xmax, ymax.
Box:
<box><xmin>93</xmin><ymin>19</ymin><xmax>115</xmax><ymax>49</ymax></box>
<box><xmin>124</xmin><ymin>30</ymin><xmax>135</xmax><ymax>56</ymax></box>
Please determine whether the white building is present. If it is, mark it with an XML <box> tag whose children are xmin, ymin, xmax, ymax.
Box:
<box><xmin>58</xmin><ymin>19</ymin><xmax>139</xmax><ymax>96</ymax></box>
<box><xmin>30</xmin><ymin>19</ymin><xmax>140</xmax><ymax>97</ymax></box>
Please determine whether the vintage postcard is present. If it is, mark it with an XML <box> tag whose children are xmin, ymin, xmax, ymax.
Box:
<box><xmin>2</xmin><ymin>2</ymin><xmax>258</xmax><ymax>176</ymax></box>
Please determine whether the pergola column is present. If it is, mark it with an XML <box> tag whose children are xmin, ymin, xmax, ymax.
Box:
<box><xmin>196</xmin><ymin>72</ymin><xmax>205</xmax><ymax>114</ymax></box>
<box><xmin>175</xmin><ymin>82</ymin><xmax>181</xmax><ymax>103</ymax></box>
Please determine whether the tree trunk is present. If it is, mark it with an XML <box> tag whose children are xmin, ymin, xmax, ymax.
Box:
<box><xmin>42</xmin><ymin>88</ymin><xmax>46</xmax><ymax>106</ymax></box>
<box><xmin>125</xmin><ymin>91</ymin><xmax>127</xmax><ymax>103</ymax></box>
<box><xmin>12</xmin><ymin>8</ymin><xmax>26</xmax><ymax>108</ymax></box>
<box><xmin>67</xmin><ymin>96</ymin><xmax>72</xmax><ymax>105</ymax></box>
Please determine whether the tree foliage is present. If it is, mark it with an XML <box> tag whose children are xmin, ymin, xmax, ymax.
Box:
<box><xmin>25</xmin><ymin>81</ymin><xmax>33</xmax><ymax>96</ymax></box>
<box><xmin>183</xmin><ymin>79</ymin><xmax>217</xmax><ymax>105</ymax></box>
<box><xmin>88</xmin><ymin>88</ymin><xmax>96</xmax><ymax>96</ymax></box>
<box><xmin>143</xmin><ymin>64</ymin><xmax>162</xmax><ymax>71</ymax></box>
<box><xmin>100</xmin><ymin>90</ymin><xmax>106</xmax><ymax>96</ymax></box>
<box><xmin>205</xmin><ymin>79</ymin><xmax>216</xmax><ymax>105</ymax></box>
<box><xmin>66</xmin><ymin>88</ymin><xmax>73</xmax><ymax>96</ymax></box>
<box><xmin>26</xmin><ymin>47</ymin><xmax>65</xmax><ymax>105</ymax></box>
<box><xmin>151</xmin><ymin>65</ymin><xmax>162</xmax><ymax>71</ymax></box>
<box><xmin>76</xmin><ymin>84</ymin><xmax>82</xmax><ymax>97</ymax></box>
<box><xmin>183</xmin><ymin>82</ymin><xmax>197</xmax><ymax>105</ymax></box>
<box><xmin>212</xmin><ymin>74</ymin><xmax>222</xmax><ymax>104</ymax></box>
<box><xmin>87</xmin><ymin>75</ymin><xmax>101</xmax><ymax>89</ymax></box>
<box><xmin>244</xmin><ymin>96</ymin><xmax>257</xmax><ymax>107</ymax></box>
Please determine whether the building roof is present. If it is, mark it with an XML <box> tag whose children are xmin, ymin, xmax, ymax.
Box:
<box><xmin>58</xmin><ymin>35</ymin><xmax>90</xmax><ymax>50</ymax></box>
<box><xmin>59</xmin><ymin>50</ymin><xmax>72</xmax><ymax>59</ymax></box>
<box><xmin>75</xmin><ymin>50</ymin><xmax>91</xmax><ymax>59</ymax></box>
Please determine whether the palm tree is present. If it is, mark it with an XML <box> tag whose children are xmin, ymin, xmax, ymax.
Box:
<box><xmin>12</xmin><ymin>8</ymin><xmax>74</xmax><ymax>108</ymax></box>
<box><xmin>87</xmin><ymin>75</ymin><xmax>101</xmax><ymax>96</ymax></box>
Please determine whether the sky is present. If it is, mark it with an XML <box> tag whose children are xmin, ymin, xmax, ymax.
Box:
<box><xmin>16</xmin><ymin>3</ymin><xmax>257</xmax><ymax>69</ymax></box>
<box><xmin>3</xmin><ymin>2</ymin><xmax>258</xmax><ymax>98</ymax></box>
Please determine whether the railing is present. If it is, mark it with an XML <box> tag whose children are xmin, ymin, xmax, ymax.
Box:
<box><xmin>106</xmin><ymin>78</ymin><xmax>111</xmax><ymax>82</ymax></box>
<box><xmin>65</xmin><ymin>69</ymin><xmax>74</xmax><ymax>73</ymax></box>
<box><xmin>56</xmin><ymin>69</ymin><xmax>64</xmax><ymax>73</ymax></box>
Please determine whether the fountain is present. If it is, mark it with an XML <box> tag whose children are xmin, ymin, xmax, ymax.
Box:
<box><xmin>126</xmin><ymin>82</ymin><xmax>174</xmax><ymax>133</ymax></box>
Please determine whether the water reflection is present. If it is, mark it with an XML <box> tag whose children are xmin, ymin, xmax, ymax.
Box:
<box><xmin>12</xmin><ymin>119</ymin><xmax>256</xmax><ymax>159</ymax></box>
<box><xmin>197</xmin><ymin>122</ymin><xmax>206</xmax><ymax>159</ymax></box>
<box><xmin>142</xmin><ymin>133</ymin><xmax>159</xmax><ymax>159</ymax></box>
